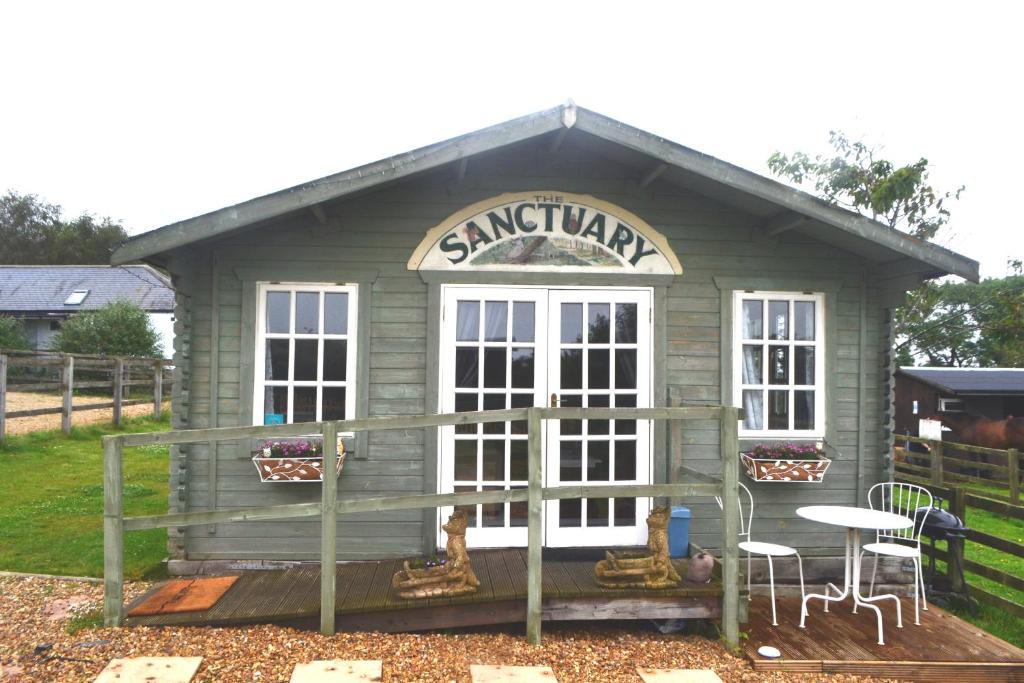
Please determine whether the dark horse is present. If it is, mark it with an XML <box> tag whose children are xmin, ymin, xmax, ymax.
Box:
<box><xmin>928</xmin><ymin>412</ymin><xmax>1024</xmax><ymax>478</ymax></box>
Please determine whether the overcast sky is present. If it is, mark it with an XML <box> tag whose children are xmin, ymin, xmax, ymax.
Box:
<box><xmin>2</xmin><ymin>1</ymin><xmax>1020</xmax><ymax>279</ymax></box>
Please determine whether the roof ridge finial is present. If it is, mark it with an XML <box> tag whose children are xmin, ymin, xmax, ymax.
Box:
<box><xmin>561</xmin><ymin>99</ymin><xmax>577</xmax><ymax>128</ymax></box>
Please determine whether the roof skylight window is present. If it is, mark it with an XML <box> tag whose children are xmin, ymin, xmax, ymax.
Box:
<box><xmin>64</xmin><ymin>289</ymin><xmax>90</xmax><ymax>305</ymax></box>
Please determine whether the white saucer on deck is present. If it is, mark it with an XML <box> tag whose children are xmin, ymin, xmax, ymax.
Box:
<box><xmin>757</xmin><ymin>646</ymin><xmax>782</xmax><ymax>659</ymax></box>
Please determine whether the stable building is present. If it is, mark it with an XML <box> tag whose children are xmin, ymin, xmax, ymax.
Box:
<box><xmin>111</xmin><ymin>103</ymin><xmax>978</xmax><ymax>573</ymax></box>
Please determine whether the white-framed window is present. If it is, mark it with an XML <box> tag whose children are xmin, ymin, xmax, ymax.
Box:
<box><xmin>733</xmin><ymin>291</ymin><xmax>825</xmax><ymax>437</ymax></box>
<box><xmin>253</xmin><ymin>283</ymin><xmax>358</xmax><ymax>425</ymax></box>
<box><xmin>938</xmin><ymin>398</ymin><xmax>964</xmax><ymax>413</ymax></box>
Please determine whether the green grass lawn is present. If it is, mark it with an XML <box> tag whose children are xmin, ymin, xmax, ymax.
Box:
<box><xmin>0</xmin><ymin>416</ymin><xmax>171</xmax><ymax>580</ymax></box>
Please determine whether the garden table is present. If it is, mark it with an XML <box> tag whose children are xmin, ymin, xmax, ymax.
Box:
<box><xmin>796</xmin><ymin>505</ymin><xmax>914</xmax><ymax>645</ymax></box>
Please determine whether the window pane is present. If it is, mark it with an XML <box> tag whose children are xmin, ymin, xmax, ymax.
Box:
<box><xmin>794</xmin><ymin>301</ymin><xmax>815</xmax><ymax>341</ymax></box>
<box><xmin>613</xmin><ymin>497</ymin><xmax>636</xmax><ymax>527</ymax></box>
<box><xmin>560</xmin><ymin>394</ymin><xmax>582</xmax><ymax>435</ymax></box>
<box><xmin>512</xmin><ymin>301</ymin><xmax>535</xmax><ymax>342</ymax></box>
<box><xmin>768</xmin><ymin>300</ymin><xmax>789</xmax><ymax>340</ymax></box>
<box><xmin>795</xmin><ymin>390</ymin><xmax>815</xmax><ymax>430</ymax></box>
<box><xmin>454</xmin><ymin>485</ymin><xmax>477</xmax><ymax>527</ymax></box>
<box><xmin>615</xmin><ymin>440</ymin><xmax>637</xmax><ymax>480</ymax></box>
<box><xmin>295</xmin><ymin>292</ymin><xmax>319</xmax><ymax>334</ymax></box>
<box><xmin>265</xmin><ymin>339</ymin><xmax>289</xmax><ymax>380</ymax></box>
<box><xmin>482</xmin><ymin>485</ymin><xmax>505</xmax><ymax>527</ymax></box>
<box><xmin>561</xmin><ymin>303</ymin><xmax>583</xmax><ymax>343</ymax></box>
<box><xmin>768</xmin><ymin>346</ymin><xmax>789</xmax><ymax>385</ymax></box>
<box><xmin>588</xmin><ymin>303</ymin><xmax>610</xmax><ymax>343</ymax></box>
<box><xmin>794</xmin><ymin>346</ymin><xmax>815</xmax><ymax>385</ymax></box>
<box><xmin>768</xmin><ymin>389</ymin><xmax>789</xmax><ymax>430</ymax></box>
<box><xmin>588</xmin><ymin>441</ymin><xmax>610</xmax><ymax>481</ymax></box>
<box><xmin>588</xmin><ymin>349</ymin><xmax>610</xmax><ymax>389</ymax></box>
<box><xmin>454</xmin><ymin>440</ymin><xmax>477</xmax><ymax>480</ymax></box>
<box><xmin>322</xmin><ymin>387</ymin><xmax>346</xmax><ymax>420</ymax></box>
<box><xmin>560</xmin><ymin>349</ymin><xmax>582</xmax><ymax>389</ymax></box>
<box><xmin>510</xmin><ymin>393</ymin><xmax>532</xmax><ymax>434</ymax></box>
<box><xmin>293</xmin><ymin>387</ymin><xmax>317</xmax><ymax>423</ymax></box>
<box><xmin>742</xmin><ymin>300</ymin><xmax>762</xmax><ymax>339</ymax></box>
<box><xmin>511</xmin><ymin>348</ymin><xmax>534</xmax><ymax>388</ymax></box>
<box><xmin>510</xmin><ymin>486</ymin><xmax>527</xmax><ymax>527</ymax></box>
<box><xmin>324</xmin><ymin>292</ymin><xmax>348</xmax><ymax>335</ymax></box>
<box><xmin>266</xmin><ymin>292</ymin><xmax>290</xmax><ymax>333</ymax></box>
<box><xmin>742</xmin><ymin>390</ymin><xmax>763</xmax><ymax>430</ymax></box>
<box><xmin>587</xmin><ymin>498</ymin><xmax>610</xmax><ymax>527</ymax></box>
<box><xmin>483</xmin><ymin>393</ymin><xmax>505</xmax><ymax>434</ymax></box>
<box><xmin>294</xmin><ymin>339</ymin><xmax>318</xmax><ymax>381</ymax></box>
<box><xmin>481</xmin><ymin>440</ymin><xmax>505</xmax><ymax>480</ymax></box>
<box><xmin>560</xmin><ymin>498</ymin><xmax>582</xmax><ymax>527</ymax></box>
<box><xmin>323</xmin><ymin>340</ymin><xmax>347</xmax><ymax>381</ymax></box>
<box><xmin>455</xmin><ymin>348</ymin><xmax>478</xmax><ymax>388</ymax></box>
<box><xmin>263</xmin><ymin>386</ymin><xmax>287</xmax><ymax>424</ymax></box>
<box><xmin>587</xmin><ymin>394</ymin><xmax>609</xmax><ymax>435</ymax></box>
<box><xmin>510</xmin><ymin>441</ymin><xmax>527</xmax><ymax>480</ymax></box>
<box><xmin>456</xmin><ymin>301</ymin><xmax>479</xmax><ymax>341</ymax></box>
<box><xmin>483</xmin><ymin>348</ymin><xmax>507</xmax><ymax>388</ymax></box>
<box><xmin>560</xmin><ymin>440</ymin><xmax>583</xmax><ymax>481</ymax></box>
<box><xmin>615</xmin><ymin>349</ymin><xmax>637</xmax><ymax>389</ymax></box>
<box><xmin>484</xmin><ymin>301</ymin><xmax>507</xmax><ymax>341</ymax></box>
<box><xmin>454</xmin><ymin>393</ymin><xmax>478</xmax><ymax>434</ymax></box>
<box><xmin>615</xmin><ymin>303</ymin><xmax>638</xmax><ymax>343</ymax></box>
<box><xmin>615</xmin><ymin>393</ymin><xmax>636</xmax><ymax>435</ymax></box>
<box><xmin>742</xmin><ymin>345</ymin><xmax>762</xmax><ymax>384</ymax></box>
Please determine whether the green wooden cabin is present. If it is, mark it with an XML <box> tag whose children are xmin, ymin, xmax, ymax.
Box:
<box><xmin>112</xmin><ymin>103</ymin><xmax>978</xmax><ymax>575</ymax></box>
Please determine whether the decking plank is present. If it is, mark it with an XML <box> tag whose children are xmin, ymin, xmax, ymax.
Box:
<box><xmin>485</xmin><ymin>550</ymin><xmax>516</xmax><ymax>602</ymax></box>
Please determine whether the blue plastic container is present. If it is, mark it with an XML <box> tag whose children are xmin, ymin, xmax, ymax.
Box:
<box><xmin>668</xmin><ymin>506</ymin><xmax>691</xmax><ymax>558</ymax></box>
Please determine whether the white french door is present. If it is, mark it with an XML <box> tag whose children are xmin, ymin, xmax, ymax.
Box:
<box><xmin>439</xmin><ymin>286</ymin><xmax>652</xmax><ymax>549</ymax></box>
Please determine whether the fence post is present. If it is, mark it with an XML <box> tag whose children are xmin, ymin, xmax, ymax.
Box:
<box><xmin>112</xmin><ymin>358</ymin><xmax>124</xmax><ymax>426</ymax></box>
<box><xmin>719</xmin><ymin>406</ymin><xmax>740</xmax><ymax>649</ymax></box>
<box><xmin>929</xmin><ymin>439</ymin><xmax>944</xmax><ymax>487</ymax></box>
<box><xmin>526</xmin><ymin>407</ymin><xmax>543</xmax><ymax>645</ymax></box>
<box><xmin>320</xmin><ymin>421</ymin><xmax>338</xmax><ymax>635</ymax></box>
<box><xmin>61</xmin><ymin>354</ymin><xmax>74</xmax><ymax>434</ymax></box>
<box><xmin>948</xmin><ymin>486</ymin><xmax>966</xmax><ymax>593</ymax></box>
<box><xmin>103</xmin><ymin>435</ymin><xmax>124</xmax><ymax>626</ymax></box>
<box><xmin>1008</xmin><ymin>448</ymin><xmax>1020</xmax><ymax>506</ymax></box>
<box><xmin>0</xmin><ymin>353</ymin><xmax>7</xmax><ymax>444</ymax></box>
<box><xmin>153</xmin><ymin>361</ymin><xmax>163</xmax><ymax>420</ymax></box>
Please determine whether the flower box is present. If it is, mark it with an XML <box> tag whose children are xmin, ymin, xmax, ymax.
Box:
<box><xmin>252</xmin><ymin>437</ymin><xmax>347</xmax><ymax>483</ymax></box>
<box><xmin>740</xmin><ymin>442</ymin><xmax>831</xmax><ymax>483</ymax></box>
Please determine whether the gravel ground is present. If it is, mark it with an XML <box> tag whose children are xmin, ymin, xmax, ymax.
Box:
<box><xmin>0</xmin><ymin>576</ymin><xmax>896</xmax><ymax>683</ymax></box>
<box><xmin>3</xmin><ymin>392</ymin><xmax>168</xmax><ymax>436</ymax></box>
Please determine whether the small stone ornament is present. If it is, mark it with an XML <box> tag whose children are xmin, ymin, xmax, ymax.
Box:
<box><xmin>594</xmin><ymin>507</ymin><xmax>682</xmax><ymax>589</ymax></box>
<box><xmin>685</xmin><ymin>551</ymin><xmax>715</xmax><ymax>584</ymax></box>
<box><xmin>392</xmin><ymin>510</ymin><xmax>479</xmax><ymax>599</ymax></box>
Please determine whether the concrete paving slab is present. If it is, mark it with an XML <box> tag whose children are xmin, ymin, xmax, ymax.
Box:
<box><xmin>470</xmin><ymin>664</ymin><xmax>557</xmax><ymax>682</ymax></box>
<box><xmin>289</xmin><ymin>660</ymin><xmax>383</xmax><ymax>682</ymax></box>
<box><xmin>637</xmin><ymin>669</ymin><xmax>723</xmax><ymax>683</ymax></box>
<box><xmin>93</xmin><ymin>657</ymin><xmax>202</xmax><ymax>683</ymax></box>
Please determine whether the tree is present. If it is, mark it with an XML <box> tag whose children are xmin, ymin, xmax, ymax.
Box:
<box><xmin>0</xmin><ymin>315</ymin><xmax>29</xmax><ymax>350</ymax></box>
<box><xmin>768</xmin><ymin>131</ymin><xmax>963</xmax><ymax>239</ymax></box>
<box><xmin>50</xmin><ymin>300</ymin><xmax>160</xmax><ymax>357</ymax></box>
<box><xmin>0</xmin><ymin>191</ymin><xmax>128</xmax><ymax>264</ymax></box>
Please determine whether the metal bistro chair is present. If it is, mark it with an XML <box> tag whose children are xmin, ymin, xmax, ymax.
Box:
<box><xmin>859</xmin><ymin>481</ymin><xmax>932</xmax><ymax>625</ymax></box>
<box><xmin>717</xmin><ymin>481</ymin><xmax>806</xmax><ymax>626</ymax></box>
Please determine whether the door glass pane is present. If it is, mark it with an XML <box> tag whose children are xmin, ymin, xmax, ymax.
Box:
<box><xmin>293</xmin><ymin>387</ymin><xmax>317</xmax><ymax>422</ymax></box>
<box><xmin>263</xmin><ymin>386</ymin><xmax>287</xmax><ymax>423</ymax></box>
<box><xmin>795</xmin><ymin>390</ymin><xmax>815</xmax><ymax>430</ymax></box>
<box><xmin>512</xmin><ymin>302</ymin><xmax>535</xmax><ymax>342</ymax></box>
<box><xmin>615</xmin><ymin>440</ymin><xmax>637</xmax><ymax>480</ymax></box>
<box><xmin>794</xmin><ymin>301</ymin><xmax>815</xmax><ymax>341</ymax></box>
<box><xmin>510</xmin><ymin>486</ymin><xmax>527</xmax><ymax>527</ymax></box>
<box><xmin>560</xmin><ymin>441</ymin><xmax>583</xmax><ymax>481</ymax></box>
<box><xmin>615</xmin><ymin>393</ymin><xmax>636</xmax><ymax>434</ymax></box>
<box><xmin>483</xmin><ymin>348</ymin><xmax>507</xmax><ymax>387</ymax></box>
<box><xmin>481</xmin><ymin>440</ymin><xmax>505</xmax><ymax>480</ymax></box>
<box><xmin>510</xmin><ymin>441</ymin><xmax>527</xmax><ymax>480</ymax></box>
<box><xmin>768</xmin><ymin>389</ymin><xmax>788</xmax><ymax>430</ymax></box>
<box><xmin>560</xmin><ymin>349</ymin><xmax>582</xmax><ymax>389</ymax></box>
<box><xmin>454</xmin><ymin>392</ymin><xmax>478</xmax><ymax>434</ymax></box>
<box><xmin>588</xmin><ymin>394</ymin><xmax>609</xmax><ymax>435</ymax></box>
<box><xmin>615</xmin><ymin>349</ymin><xmax>637</xmax><ymax>389</ymax></box>
<box><xmin>454</xmin><ymin>440</ymin><xmax>477</xmax><ymax>480</ymax></box>
<box><xmin>613</xmin><ymin>497</ymin><xmax>636</xmax><ymax>526</ymax></box>
<box><xmin>588</xmin><ymin>303</ymin><xmax>610</xmax><ymax>343</ymax></box>
<box><xmin>768</xmin><ymin>300</ymin><xmax>789</xmax><ymax>340</ymax></box>
<box><xmin>482</xmin><ymin>488</ymin><xmax>505</xmax><ymax>526</ymax></box>
<box><xmin>266</xmin><ymin>339</ymin><xmax>289</xmax><ymax>380</ymax></box>
<box><xmin>741</xmin><ymin>345</ymin><xmax>762</xmax><ymax>384</ymax></box>
<box><xmin>454</xmin><ymin>485</ymin><xmax>477</xmax><ymax>527</ymax></box>
<box><xmin>294</xmin><ymin>340</ymin><xmax>318</xmax><ymax>381</ymax></box>
<box><xmin>510</xmin><ymin>393</ymin><xmax>532</xmax><ymax>434</ymax></box>
<box><xmin>483</xmin><ymin>393</ymin><xmax>505</xmax><ymax>434</ymax></box>
<box><xmin>615</xmin><ymin>303</ymin><xmax>637</xmax><ymax>343</ymax></box>
<box><xmin>588</xmin><ymin>349</ymin><xmax>609</xmax><ymax>389</ymax></box>
<box><xmin>587</xmin><ymin>498</ymin><xmax>610</xmax><ymax>527</ymax></box>
<box><xmin>322</xmin><ymin>387</ymin><xmax>345</xmax><ymax>420</ymax></box>
<box><xmin>323</xmin><ymin>340</ymin><xmax>347</xmax><ymax>381</ymax></box>
<box><xmin>742</xmin><ymin>390</ymin><xmax>763</xmax><ymax>430</ymax></box>
<box><xmin>511</xmin><ymin>348</ymin><xmax>534</xmax><ymax>388</ymax></box>
<box><xmin>560</xmin><ymin>394</ymin><xmax>582</xmax><ymax>435</ymax></box>
<box><xmin>794</xmin><ymin>346</ymin><xmax>815</xmax><ymax>385</ymax></box>
<box><xmin>742</xmin><ymin>300</ymin><xmax>762</xmax><ymax>339</ymax></box>
<box><xmin>768</xmin><ymin>346</ymin><xmax>789</xmax><ymax>384</ymax></box>
<box><xmin>484</xmin><ymin>301</ymin><xmax>507</xmax><ymax>341</ymax></box>
<box><xmin>456</xmin><ymin>301</ymin><xmax>479</xmax><ymax>341</ymax></box>
<box><xmin>588</xmin><ymin>441</ymin><xmax>610</xmax><ymax>481</ymax></box>
<box><xmin>560</xmin><ymin>498</ymin><xmax>582</xmax><ymax>527</ymax></box>
<box><xmin>266</xmin><ymin>292</ymin><xmax>290</xmax><ymax>333</ymax></box>
<box><xmin>455</xmin><ymin>348</ymin><xmax>478</xmax><ymax>388</ymax></box>
<box><xmin>324</xmin><ymin>292</ymin><xmax>348</xmax><ymax>335</ymax></box>
<box><xmin>561</xmin><ymin>303</ymin><xmax>583</xmax><ymax>343</ymax></box>
<box><xmin>295</xmin><ymin>292</ymin><xmax>319</xmax><ymax>334</ymax></box>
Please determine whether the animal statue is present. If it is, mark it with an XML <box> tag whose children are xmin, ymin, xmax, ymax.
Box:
<box><xmin>392</xmin><ymin>509</ymin><xmax>479</xmax><ymax>599</ymax></box>
<box><xmin>594</xmin><ymin>507</ymin><xmax>682</xmax><ymax>589</ymax></box>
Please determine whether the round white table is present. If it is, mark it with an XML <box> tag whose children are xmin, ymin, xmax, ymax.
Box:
<box><xmin>796</xmin><ymin>505</ymin><xmax>914</xmax><ymax>645</ymax></box>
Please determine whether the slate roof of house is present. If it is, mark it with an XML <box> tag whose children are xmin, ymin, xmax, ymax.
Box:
<box><xmin>0</xmin><ymin>265</ymin><xmax>174</xmax><ymax>314</ymax></box>
<box><xmin>898</xmin><ymin>367</ymin><xmax>1024</xmax><ymax>395</ymax></box>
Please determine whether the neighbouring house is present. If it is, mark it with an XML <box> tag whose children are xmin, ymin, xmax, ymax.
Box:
<box><xmin>0</xmin><ymin>265</ymin><xmax>176</xmax><ymax>357</ymax></box>
<box><xmin>895</xmin><ymin>366</ymin><xmax>1024</xmax><ymax>438</ymax></box>
<box><xmin>110</xmin><ymin>103</ymin><xmax>979</xmax><ymax>574</ymax></box>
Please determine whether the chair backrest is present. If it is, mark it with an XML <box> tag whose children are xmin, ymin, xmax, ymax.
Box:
<box><xmin>716</xmin><ymin>481</ymin><xmax>754</xmax><ymax>541</ymax></box>
<box><xmin>867</xmin><ymin>481</ymin><xmax>933</xmax><ymax>545</ymax></box>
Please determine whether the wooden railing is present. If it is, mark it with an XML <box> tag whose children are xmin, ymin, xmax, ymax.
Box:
<box><xmin>0</xmin><ymin>348</ymin><xmax>171</xmax><ymax>441</ymax></box>
<box><xmin>102</xmin><ymin>406</ymin><xmax>742</xmax><ymax>646</ymax></box>
<box><xmin>895</xmin><ymin>434</ymin><xmax>1021</xmax><ymax>504</ymax></box>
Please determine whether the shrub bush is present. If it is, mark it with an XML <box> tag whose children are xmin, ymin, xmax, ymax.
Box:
<box><xmin>0</xmin><ymin>315</ymin><xmax>29</xmax><ymax>350</ymax></box>
<box><xmin>50</xmin><ymin>300</ymin><xmax>160</xmax><ymax>357</ymax></box>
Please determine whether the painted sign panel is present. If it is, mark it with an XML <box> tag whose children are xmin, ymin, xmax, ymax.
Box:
<box><xmin>408</xmin><ymin>192</ymin><xmax>682</xmax><ymax>274</ymax></box>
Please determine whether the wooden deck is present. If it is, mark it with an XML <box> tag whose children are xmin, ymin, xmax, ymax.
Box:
<box><xmin>743</xmin><ymin>595</ymin><xmax>1024</xmax><ymax>682</ymax></box>
<box><xmin>126</xmin><ymin>549</ymin><xmax>724</xmax><ymax>632</ymax></box>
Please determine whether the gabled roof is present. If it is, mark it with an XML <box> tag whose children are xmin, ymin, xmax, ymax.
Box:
<box><xmin>898</xmin><ymin>367</ymin><xmax>1024</xmax><ymax>395</ymax></box>
<box><xmin>112</xmin><ymin>102</ymin><xmax>979</xmax><ymax>282</ymax></box>
<box><xmin>0</xmin><ymin>265</ymin><xmax>174</xmax><ymax>314</ymax></box>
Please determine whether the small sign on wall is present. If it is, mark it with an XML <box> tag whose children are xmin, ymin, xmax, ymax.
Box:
<box><xmin>919</xmin><ymin>418</ymin><xmax>943</xmax><ymax>440</ymax></box>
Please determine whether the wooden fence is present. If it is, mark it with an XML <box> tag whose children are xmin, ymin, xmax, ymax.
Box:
<box><xmin>896</xmin><ymin>434</ymin><xmax>1021</xmax><ymax>505</ymax></box>
<box><xmin>0</xmin><ymin>348</ymin><xmax>171</xmax><ymax>442</ymax></box>
<box><xmin>101</xmin><ymin>406</ymin><xmax>743</xmax><ymax>647</ymax></box>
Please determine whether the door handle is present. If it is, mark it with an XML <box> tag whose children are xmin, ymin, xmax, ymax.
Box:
<box><xmin>550</xmin><ymin>393</ymin><xmax>559</xmax><ymax>408</ymax></box>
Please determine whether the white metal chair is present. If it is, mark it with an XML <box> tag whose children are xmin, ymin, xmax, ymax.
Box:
<box><xmin>717</xmin><ymin>481</ymin><xmax>806</xmax><ymax>626</ymax></box>
<box><xmin>859</xmin><ymin>481</ymin><xmax>932</xmax><ymax>625</ymax></box>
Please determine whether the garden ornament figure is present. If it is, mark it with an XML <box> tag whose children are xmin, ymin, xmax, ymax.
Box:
<box><xmin>392</xmin><ymin>509</ymin><xmax>480</xmax><ymax>599</ymax></box>
<box><xmin>594</xmin><ymin>507</ymin><xmax>682</xmax><ymax>589</ymax></box>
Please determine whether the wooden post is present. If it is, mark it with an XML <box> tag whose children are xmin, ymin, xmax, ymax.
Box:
<box><xmin>1008</xmin><ymin>448</ymin><xmax>1020</xmax><ymax>506</ymax></box>
<box><xmin>153</xmin><ymin>360</ymin><xmax>163</xmax><ymax>420</ymax></box>
<box><xmin>719</xmin><ymin>406</ymin><xmax>740</xmax><ymax>649</ymax></box>
<box><xmin>0</xmin><ymin>353</ymin><xmax>7</xmax><ymax>444</ymax></box>
<box><xmin>526</xmin><ymin>407</ymin><xmax>543</xmax><ymax>645</ymax></box>
<box><xmin>103</xmin><ymin>436</ymin><xmax>124</xmax><ymax>626</ymax></box>
<box><xmin>320</xmin><ymin>421</ymin><xmax>338</xmax><ymax>635</ymax></box>
<box><xmin>112</xmin><ymin>358</ymin><xmax>124</xmax><ymax>426</ymax></box>
<box><xmin>948</xmin><ymin>486</ymin><xmax>966</xmax><ymax>593</ymax></box>
<box><xmin>61</xmin><ymin>354</ymin><xmax>74</xmax><ymax>434</ymax></box>
<box><xmin>929</xmin><ymin>440</ymin><xmax>944</xmax><ymax>487</ymax></box>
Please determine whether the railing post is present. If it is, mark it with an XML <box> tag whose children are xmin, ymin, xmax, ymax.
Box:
<box><xmin>113</xmin><ymin>358</ymin><xmax>124</xmax><ymax>426</ymax></box>
<box><xmin>153</xmin><ymin>360</ymin><xmax>163</xmax><ymax>420</ymax></box>
<box><xmin>948</xmin><ymin>486</ymin><xmax>966</xmax><ymax>593</ymax></box>
<box><xmin>103</xmin><ymin>435</ymin><xmax>124</xmax><ymax>626</ymax></box>
<box><xmin>526</xmin><ymin>407</ymin><xmax>543</xmax><ymax>645</ymax></box>
<box><xmin>0</xmin><ymin>353</ymin><xmax>7</xmax><ymax>444</ymax></box>
<box><xmin>929</xmin><ymin>439</ymin><xmax>944</xmax><ymax>487</ymax></box>
<box><xmin>320</xmin><ymin>421</ymin><xmax>338</xmax><ymax>635</ymax></box>
<box><xmin>61</xmin><ymin>354</ymin><xmax>74</xmax><ymax>434</ymax></box>
<box><xmin>719</xmin><ymin>406</ymin><xmax>740</xmax><ymax>649</ymax></box>
<box><xmin>1008</xmin><ymin>448</ymin><xmax>1020</xmax><ymax>506</ymax></box>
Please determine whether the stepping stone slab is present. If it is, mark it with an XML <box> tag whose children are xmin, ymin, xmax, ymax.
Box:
<box><xmin>470</xmin><ymin>665</ymin><xmax>557</xmax><ymax>682</ymax></box>
<box><xmin>94</xmin><ymin>657</ymin><xmax>203</xmax><ymax>683</ymax></box>
<box><xmin>637</xmin><ymin>669</ymin><xmax>723</xmax><ymax>683</ymax></box>
<box><xmin>290</xmin><ymin>660</ymin><xmax>383</xmax><ymax>682</ymax></box>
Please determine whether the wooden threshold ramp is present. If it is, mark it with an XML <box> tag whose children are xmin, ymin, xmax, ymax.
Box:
<box><xmin>743</xmin><ymin>596</ymin><xmax>1024</xmax><ymax>682</ymax></box>
<box><xmin>125</xmin><ymin>549</ymin><xmax>723</xmax><ymax>632</ymax></box>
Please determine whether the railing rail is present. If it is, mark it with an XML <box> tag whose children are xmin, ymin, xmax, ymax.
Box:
<box><xmin>895</xmin><ymin>434</ymin><xmax>1021</xmax><ymax>505</ymax></box>
<box><xmin>102</xmin><ymin>405</ymin><xmax>742</xmax><ymax>646</ymax></box>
